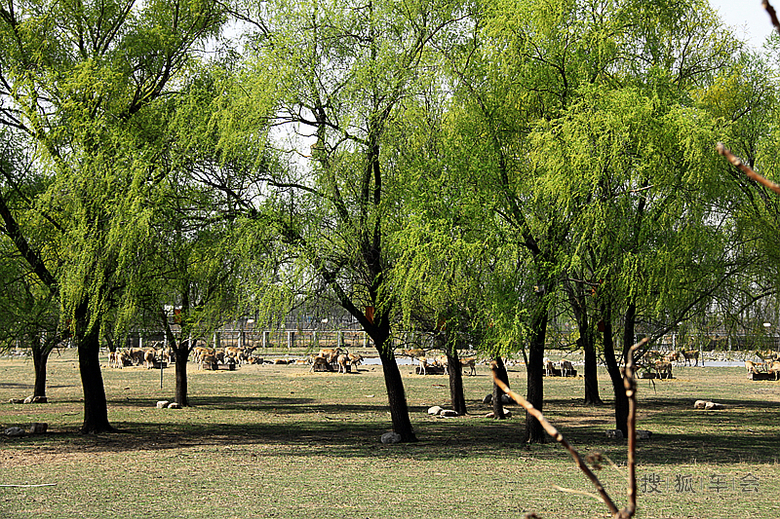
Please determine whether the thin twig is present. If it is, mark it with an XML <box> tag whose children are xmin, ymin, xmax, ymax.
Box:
<box><xmin>552</xmin><ymin>485</ymin><xmax>602</xmax><ymax>501</ymax></box>
<box><xmin>490</xmin><ymin>369</ymin><xmax>620</xmax><ymax>516</ymax></box>
<box><xmin>620</xmin><ymin>339</ymin><xmax>646</xmax><ymax>518</ymax></box>
<box><xmin>0</xmin><ymin>483</ymin><xmax>57</xmax><ymax>488</ymax></box>
<box><xmin>491</xmin><ymin>338</ymin><xmax>646</xmax><ymax>519</ymax></box>
<box><xmin>717</xmin><ymin>143</ymin><xmax>780</xmax><ymax>196</ymax></box>
<box><xmin>764</xmin><ymin>1</ymin><xmax>780</xmax><ymax>36</ymax></box>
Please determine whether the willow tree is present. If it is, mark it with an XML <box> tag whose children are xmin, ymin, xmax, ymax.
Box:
<box><xmin>0</xmin><ymin>219</ymin><xmax>61</xmax><ymax>400</ymax></box>
<box><xmin>0</xmin><ymin>0</ymin><xmax>226</xmax><ymax>433</ymax></box>
<box><xmin>703</xmin><ymin>48</ymin><xmax>780</xmax><ymax>325</ymax></box>
<box><xmin>530</xmin><ymin>82</ymin><xmax>740</xmax><ymax>435</ymax></box>
<box><xmin>0</xmin><ymin>131</ymin><xmax>63</xmax><ymax>399</ymax></box>
<box><xmin>432</xmin><ymin>0</ymin><xmax>742</xmax><ymax>441</ymax></box>
<box><xmin>135</xmin><ymin>63</ymin><xmax>264</xmax><ymax>408</ymax></box>
<box><xmin>439</xmin><ymin>0</ymin><xmax>630</xmax><ymax>442</ymax></box>
<box><xmin>229</xmin><ymin>0</ymin><xmax>466</xmax><ymax>442</ymax></box>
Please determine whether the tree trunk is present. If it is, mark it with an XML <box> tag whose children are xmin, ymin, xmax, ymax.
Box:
<box><xmin>32</xmin><ymin>343</ymin><xmax>50</xmax><ymax>398</ymax></box>
<box><xmin>174</xmin><ymin>342</ymin><xmax>189</xmax><ymax>407</ymax></box>
<box><xmin>523</xmin><ymin>307</ymin><xmax>548</xmax><ymax>443</ymax></box>
<box><xmin>492</xmin><ymin>356</ymin><xmax>509</xmax><ymax>418</ymax></box>
<box><xmin>75</xmin><ymin>301</ymin><xmax>114</xmax><ymax>434</ymax></box>
<box><xmin>445</xmin><ymin>342</ymin><xmax>467</xmax><ymax>416</ymax></box>
<box><xmin>377</xmin><ymin>345</ymin><xmax>417</xmax><ymax>442</ymax></box>
<box><xmin>623</xmin><ymin>301</ymin><xmax>637</xmax><ymax>364</ymax></box>
<box><xmin>580</xmin><ymin>329</ymin><xmax>603</xmax><ymax>406</ymax></box>
<box><xmin>601</xmin><ymin>305</ymin><xmax>628</xmax><ymax>437</ymax></box>
<box><xmin>567</xmin><ymin>282</ymin><xmax>603</xmax><ymax>406</ymax></box>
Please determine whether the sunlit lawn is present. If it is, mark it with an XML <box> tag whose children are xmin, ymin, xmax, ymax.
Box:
<box><xmin>1</xmin><ymin>349</ymin><xmax>779</xmax><ymax>518</ymax></box>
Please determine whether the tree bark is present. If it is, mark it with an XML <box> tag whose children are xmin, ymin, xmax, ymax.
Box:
<box><xmin>32</xmin><ymin>342</ymin><xmax>50</xmax><ymax>398</ymax></box>
<box><xmin>492</xmin><ymin>356</ymin><xmax>509</xmax><ymax>418</ymax></box>
<box><xmin>174</xmin><ymin>342</ymin><xmax>189</xmax><ymax>407</ymax></box>
<box><xmin>567</xmin><ymin>281</ymin><xmax>603</xmax><ymax>406</ymax></box>
<box><xmin>580</xmin><ymin>329</ymin><xmax>603</xmax><ymax>406</ymax></box>
<box><xmin>601</xmin><ymin>305</ymin><xmax>628</xmax><ymax>437</ymax></box>
<box><xmin>75</xmin><ymin>300</ymin><xmax>114</xmax><ymax>434</ymax></box>
<box><xmin>444</xmin><ymin>337</ymin><xmax>467</xmax><ymax>416</ymax></box>
<box><xmin>377</xmin><ymin>345</ymin><xmax>417</xmax><ymax>442</ymax></box>
<box><xmin>523</xmin><ymin>307</ymin><xmax>548</xmax><ymax>443</ymax></box>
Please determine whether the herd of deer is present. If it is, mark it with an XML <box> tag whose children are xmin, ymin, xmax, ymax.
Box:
<box><xmin>108</xmin><ymin>345</ymin><xmax>171</xmax><ymax>369</ymax></box>
<box><xmin>397</xmin><ymin>349</ymin><xmax>477</xmax><ymax>376</ymax></box>
<box><xmin>308</xmin><ymin>348</ymin><xmax>364</xmax><ymax>373</ymax></box>
<box><xmin>745</xmin><ymin>350</ymin><xmax>780</xmax><ymax>380</ymax></box>
<box><xmin>107</xmin><ymin>343</ymin><xmax>263</xmax><ymax>370</ymax></box>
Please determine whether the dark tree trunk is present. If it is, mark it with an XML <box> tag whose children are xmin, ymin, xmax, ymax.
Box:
<box><xmin>524</xmin><ymin>307</ymin><xmax>548</xmax><ymax>443</ymax></box>
<box><xmin>623</xmin><ymin>301</ymin><xmax>637</xmax><ymax>364</ymax></box>
<box><xmin>174</xmin><ymin>342</ymin><xmax>189</xmax><ymax>407</ymax></box>
<box><xmin>492</xmin><ymin>356</ymin><xmax>509</xmax><ymax>418</ymax></box>
<box><xmin>601</xmin><ymin>305</ymin><xmax>628</xmax><ymax>437</ymax></box>
<box><xmin>377</xmin><ymin>345</ymin><xmax>417</xmax><ymax>442</ymax></box>
<box><xmin>567</xmin><ymin>281</ymin><xmax>603</xmax><ymax>406</ymax></box>
<box><xmin>32</xmin><ymin>344</ymin><xmax>50</xmax><ymax>398</ymax></box>
<box><xmin>75</xmin><ymin>301</ymin><xmax>114</xmax><ymax>434</ymax></box>
<box><xmin>159</xmin><ymin>307</ymin><xmax>190</xmax><ymax>407</ymax></box>
<box><xmin>445</xmin><ymin>342</ymin><xmax>467</xmax><ymax>416</ymax></box>
<box><xmin>580</xmin><ymin>329</ymin><xmax>603</xmax><ymax>406</ymax></box>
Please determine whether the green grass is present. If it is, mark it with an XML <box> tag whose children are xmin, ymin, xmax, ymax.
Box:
<box><xmin>1</xmin><ymin>350</ymin><xmax>779</xmax><ymax>518</ymax></box>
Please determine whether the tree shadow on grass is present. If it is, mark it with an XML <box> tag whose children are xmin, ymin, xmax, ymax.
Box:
<box><xmin>5</xmin><ymin>395</ymin><xmax>779</xmax><ymax>466</ymax></box>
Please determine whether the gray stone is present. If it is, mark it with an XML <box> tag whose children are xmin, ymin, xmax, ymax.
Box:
<box><xmin>156</xmin><ymin>400</ymin><xmax>170</xmax><ymax>409</ymax></box>
<box><xmin>5</xmin><ymin>427</ymin><xmax>25</xmax><ymax>437</ymax></box>
<box><xmin>380</xmin><ymin>432</ymin><xmax>402</xmax><ymax>444</ymax></box>
<box><xmin>427</xmin><ymin>405</ymin><xmax>443</xmax><ymax>416</ymax></box>
<box><xmin>636</xmin><ymin>429</ymin><xmax>652</xmax><ymax>440</ymax></box>
<box><xmin>28</xmin><ymin>423</ymin><xmax>48</xmax><ymax>434</ymax></box>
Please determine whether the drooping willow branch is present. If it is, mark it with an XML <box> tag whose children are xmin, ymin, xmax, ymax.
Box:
<box><xmin>491</xmin><ymin>339</ymin><xmax>646</xmax><ymax>519</ymax></box>
<box><xmin>717</xmin><ymin>143</ymin><xmax>780</xmax><ymax>196</ymax></box>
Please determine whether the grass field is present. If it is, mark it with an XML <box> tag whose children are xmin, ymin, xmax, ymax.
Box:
<box><xmin>1</xmin><ymin>349</ymin><xmax>779</xmax><ymax>518</ymax></box>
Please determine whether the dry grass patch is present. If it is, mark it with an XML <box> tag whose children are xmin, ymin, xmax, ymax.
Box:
<box><xmin>1</xmin><ymin>350</ymin><xmax>779</xmax><ymax>518</ymax></box>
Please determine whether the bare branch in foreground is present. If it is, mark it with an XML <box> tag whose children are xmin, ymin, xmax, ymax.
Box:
<box><xmin>491</xmin><ymin>338</ymin><xmax>646</xmax><ymax>519</ymax></box>
<box><xmin>717</xmin><ymin>143</ymin><xmax>780</xmax><ymax>196</ymax></box>
<box><xmin>764</xmin><ymin>0</ymin><xmax>780</xmax><ymax>37</ymax></box>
